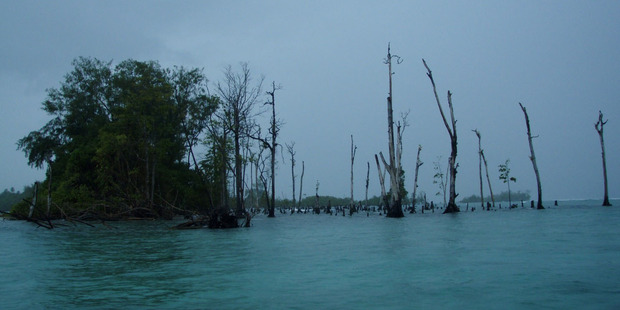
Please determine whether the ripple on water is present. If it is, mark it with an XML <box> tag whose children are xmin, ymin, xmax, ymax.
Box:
<box><xmin>1</xmin><ymin>202</ymin><xmax>619</xmax><ymax>309</ymax></box>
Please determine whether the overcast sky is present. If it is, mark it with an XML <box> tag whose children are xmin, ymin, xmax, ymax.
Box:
<box><xmin>1</xmin><ymin>0</ymin><xmax>619</xmax><ymax>203</ymax></box>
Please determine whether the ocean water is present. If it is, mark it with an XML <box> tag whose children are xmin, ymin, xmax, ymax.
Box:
<box><xmin>1</xmin><ymin>200</ymin><xmax>619</xmax><ymax>309</ymax></box>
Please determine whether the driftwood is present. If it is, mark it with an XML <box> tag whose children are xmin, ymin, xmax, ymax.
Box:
<box><xmin>173</xmin><ymin>210</ymin><xmax>252</xmax><ymax>230</ymax></box>
<box><xmin>1</xmin><ymin>210</ymin><xmax>53</xmax><ymax>229</ymax></box>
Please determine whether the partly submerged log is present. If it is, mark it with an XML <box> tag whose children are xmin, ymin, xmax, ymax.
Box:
<box><xmin>173</xmin><ymin>210</ymin><xmax>252</xmax><ymax>229</ymax></box>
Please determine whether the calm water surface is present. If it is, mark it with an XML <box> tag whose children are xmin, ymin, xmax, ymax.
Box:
<box><xmin>1</xmin><ymin>200</ymin><xmax>619</xmax><ymax>309</ymax></box>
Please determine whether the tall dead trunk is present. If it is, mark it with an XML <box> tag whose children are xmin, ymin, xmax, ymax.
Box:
<box><xmin>286</xmin><ymin>142</ymin><xmax>296</xmax><ymax>208</ymax></box>
<box><xmin>251</xmin><ymin>154</ymin><xmax>258</xmax><ymax>210</ymax></box>
<box><xmin>265</xmin><ymin>82</ymin><xmax>280</xmax><ymax>217</ymax></box>
<box><xmin>215</xmin><ymin>131</ymin><xmax>229</xmax><ymax>210</ymax></box>
<box><xmin>298</xmin><ymin>161</ymin><xmax>304</xmax><ymax>209</ymax></box>
<box><xmin>519</xmin><ymin>102</ymin><xmax>543</xmax><ymax>209</ymax></box>
<box><xmin>383</xmin><ymin>43</ymin><xmax>404</xmax><ymax>218</ymax></box>
<box><xmin>595</xmin><ymin>110</ymin><xmax>611</xmax><ymax>206</ymax></box>
<box><xmin>46</xmin><ymin>161</ymin><xmax>52</xmax><ymax>217</ymax></box>
<box><xmin>481</xmin><ymin>149</ymin><xmax>495</xmax><ymax>209</ymax></box>
<box><xmin>423</xmin><ymin>59</ymin><xmax>459</xmax><ymax>213</ymax></box>
<box><xmin>411</xmin><ymin>145</ymin><xmax>423</xmax><ymax>212</ymax></box>
<box><xmin>474</xmin><ymin>130</ymin><xmax>495</xmax><ymax>209</ymax></box>
<box><xmin>350</xmin><ymin>135</ymin><xmax>357</xmax><ymax>213</ymax></box>
<box><xmin>315</xmin><ymin>181</ymin><xmax>320</xmax><ymax>210</ymax></box>
<box><xmin>473</xmin><ymin>129</ymin><xmax>484</xmax><ymax>210</ymax></box>
<box><xmin>234</xmin><ymin>114</ymin><xmax>244</xmax><ymax>215</ymax></box>
<box><xmin>375</xmin><ymin>154</ymin><xmax>388</xmax><ymax>209</ymax></box>
<box><xmin>365</xmin><ymin>161</ymin><xmax>370</xmax><ymax>209</ymax></box>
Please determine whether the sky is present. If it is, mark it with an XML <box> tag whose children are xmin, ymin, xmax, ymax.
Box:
<box><xmin>1</xmin><ymin>0</ymin><xmax>619</xmax><ymax>203</ymax></box>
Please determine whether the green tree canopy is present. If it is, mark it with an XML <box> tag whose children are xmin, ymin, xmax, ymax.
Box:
<box><xmin>17</xmin><ymin>57</ymin><xmax>219</xmax><ymax>218</ymax></box>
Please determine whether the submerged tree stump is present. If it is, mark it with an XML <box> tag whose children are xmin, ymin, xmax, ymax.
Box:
<box><xmin>174</xmin><ymin>209</ymin><xmax>251</xmax><ymax>229</ymax></box>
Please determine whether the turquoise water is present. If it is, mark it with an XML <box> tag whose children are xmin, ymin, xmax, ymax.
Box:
<box><xmin>1</xmin><ymin>200</ymin><xmax>619</xmax><ymax>309</ymax></box>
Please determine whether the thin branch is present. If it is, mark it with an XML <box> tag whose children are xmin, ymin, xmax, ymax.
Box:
<box><xmin>423</xmin><ymin>59</ymin><xmax>453</xmax><ymax>139</ymax></box>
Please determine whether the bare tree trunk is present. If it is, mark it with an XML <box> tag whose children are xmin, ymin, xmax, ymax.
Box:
<box><xmin>257</xmin><ymin>153</ymin><xmax>271</xmax><ymax>214</ymax></box>
<box><xmin>29</xmin><ymin>182</ymin><xmax>38</xmax><ymax>218</ymax></box>
<box><xmin>234</xmin><ymin>115</ymin><xmax>244</xmax><ymax>215</ymax></box>
<box><xmin>519</xmin><ymin>102</ymin><xmax>543</xmax><ymax>209</ymax></box>
<box><xmin>473</xmin><ymin>130</ymin><xmax>484</xmax><ymax>210</ymax></box>
<box><xmin>474</xmin><ymin>130</ymin><xmax>495</xmax><ymax>209</ymax></box>
<box><xmin>252</xmin><ymin>154</ymin><xmax>258</xmax><ymax>210</ymax></box>
<box><xmin>266</xmin><ymin>82</ymin><xmax>280</xmax><ymax>217</ymax></box>
<box><xmin>481</xmin><ymin>150</ymin><xmax>495</xmax><ymax>209</ymax></box>
<box><xmin>444</xmin><ymin>160</ymin><xmax>449</xmax><ymax>207</ymax></box>
<box><xmin>221</xmin><ymin>134</ymin><xmax>229</xmax><ymax>210</ymax></box>
<box><xmin>365</xmin><ymin>161</ymin><xmax>370</xmax><ymax>209</ymax></box>
<box><xmin>350</xmin><ymin>135</ymin><xmax>357</xmax><ymax>214</ymax></box>
<box><xmin>46</xmin><ymin>161</ymin><xmax>52</xmax><ymax>217</ymax></box>
<box><xmin>508</xmin><ymin>174</ymin><xmax>512</xmax><ymax>207</ymax></box>
<box><xmin>286</xmin><ymin>142</ymin><xmax>296</xmax><ymax>208</ymax></box>
<box><xmin>423</xmin><ymin>59</ymin><xmax>459</xmax><ymax>213</ymax></box>
<box><xmin>595</xmin><ymin>110</ymin><xmax>611</xmax><ymax>206</ymax></box>
<box><xmin>411</xmin><ymin>145</ymin><xmax>423</xmax><ymax>213</ymax></box>
<box><xmin>298</xmin><ymin>161</ymin><xmax>304</xmax><ymax>209</ymax></box>
<box><xmin>383</xmin><ymin>43</ymin><xmax>404</xmax><ymax>218</ymax></box>
<box><xmin>374</xmin><ymin>154</ymin><xmax>388</xmax><ymax>209</ymax></box>
<box><xmin>315</xmin><ymin>181</ymin><xmax>320</xmax><ymax>210</ymax></box>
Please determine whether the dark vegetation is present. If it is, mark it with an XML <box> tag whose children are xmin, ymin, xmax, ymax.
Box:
<box><xmin>460</xmin><ymin>191</ymin><xmax>530</xmax><ymax>204</ymax></box>
<box><xmin>11</xmin><ymin>57</ymin><xmax>263</xmax><ymax>228</ymax></box>
<box><xmin>0</xmin><ymin>186</ymin><xmax>34</xmax><ymax>212</ymax></box>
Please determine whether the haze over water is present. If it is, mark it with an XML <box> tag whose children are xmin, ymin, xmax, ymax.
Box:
<box><xmin>1</xmin><ymin>200</ymin><xmax>619</xmax><ymax>309</ymax></box>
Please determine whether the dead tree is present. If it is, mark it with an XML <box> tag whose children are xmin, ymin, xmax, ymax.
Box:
<box><xmin>365</xmin><ymin>161</ymin><xmax>370</xmax><ymax>209</ymax></box>
<box><xmin>350</xmin><ymin>135</ymin><xmax>357</xmax><ymax>214</ymax></box>
<box><xmin>315</xmin><ymin>181</ymin><xmax>320</xmax><ymax>210</ymax></box>
<box><xmin>286</xmin><ymin>142</ymin><xmax>296</xmax><ymax>208</ymax></box>
<box><xmin>595</xmin><ymin>110</ymin><xmax>612</xmax><ymax>206</ymax></box>
<box><xmin>216</xmin><ymin>63</ymin><xmax>263</xmax><ymax>216</ymax></box>
<box><xmin>298</xmin><ymin>161</ymin><xmax>304</xmax><ymax>209</ymax></box>
<box><xmin>374</xmin><ymin>154</ymin><xmax>388</xmax><ymax>209</ymax></box>
<box><xmin>411</xmin><ymin>145</ymin><xmax>423</xmax><ymax>213</ymax></box>
<box><xmin>481</xmin><ymin>150</ymin><xmax>495</xmax><ymax>209</ymax></box>
<box><xmin>473</xmin><ymin>129</ymin><xmax>485</xmax><ymax>210</ymax></box>
<box><xmin>519</xmin><ymin>102</ymin><xmax>544</xmax><ymax>209</ymax></box>
<box><xmin>46</xmin><ymin>160</ymin><xmax>52</xmax><ymax>217</ymax></box>
<box><xmin>379</xmin><ymin>118</ymin><xmax>406</xmax><ymax>216</ymax></box>
<box><xmin>257</xmin><ymin>150</ymin><xmax>272</xmax><ymax>213</ymax></box>
<box><xmin>423</xmin><ymin>59</ymin><xmax>459</xmax><ymax>213</ymax></box>
<box><xmin>433</xmin><ymin>156</ymin><xmax>448</xmax><ymax>207</ymax></box>
<box><xmin>381</xmin><ymin>43</ymin><xmax>405</xmax><ymax>218</ymax></box>
<box><xmin>264</xmin><ymin>82</ymin><xmax>282</xmax><ymax>217</ymax></box>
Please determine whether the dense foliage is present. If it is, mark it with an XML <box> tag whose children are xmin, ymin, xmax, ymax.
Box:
<box><xmin>0</xmin><ymin>186</ymin><xmax>34</xmax><ymax>212</ymax></box>
<box><xmin>16</xmin><ymin>57</ymin><xmax>222</xmax><ymax>219</ymax></box>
